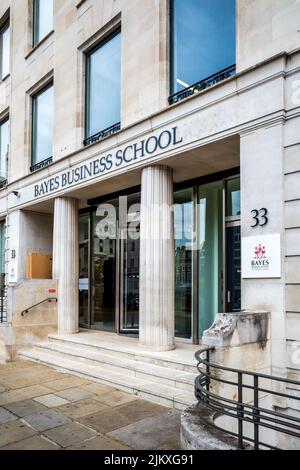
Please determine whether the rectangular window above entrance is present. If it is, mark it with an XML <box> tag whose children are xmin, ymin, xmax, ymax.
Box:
<box><xmin>85</xmin><ymin>30</ymin><xmax>121</xmax><ymax>146</ymax></box>
<box><xmin>31</xmin><ymin>83</ymin><xmax>53</xmax><ymax>171</ymax></box>
<box><xmin>33</xmin><ymin>0</ymin><xmax>53</xmax><ymax>46</ymax></box>
<box><xmin>169</xmin><ymin>0</ymin><xmax>236</xmax><ymax>105</ymax></box>
<box><xmin>0</xmin><ymin>20</ymin><xmax>10</xmax><ymax>80</ymax></box>
<box><xmin>0</xmin><ymin>118</ymin><xmax>9</xmax><ymax>188</ymax></box>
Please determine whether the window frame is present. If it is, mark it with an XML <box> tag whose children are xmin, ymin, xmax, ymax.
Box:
<box><xmin>31</xmin><ymin>82</ymin><xmax>54</xmax><ymax>171</ymax></box>
<box><xmin>0</xmin><ymin>20</ymin><xmax>10</xmax><ymax>80</ymax></box>
<box><xmin>32</xmin><ymin>0</ymin><xmax>53</xmax><ymax>47</ymax></box>
<box><xmin>84</xmin><ymin>28</ymin><xmax>121</xmax><ymax>145</ymax></box>
<box><xmin>169</xmin><ymin>0</ymin><xmax>236</xmax><ymax>101</ymax></box>
<box><xmin>0</xmin><ymin>116</ymin><xmax>9</xmax><ymax>187</ymax></box>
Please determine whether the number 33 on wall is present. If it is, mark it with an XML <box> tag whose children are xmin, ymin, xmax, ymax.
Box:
<box><xmin>251</xmin><ymin>208</ymin><xmax>268</xmax><ymax>228</ymax></box>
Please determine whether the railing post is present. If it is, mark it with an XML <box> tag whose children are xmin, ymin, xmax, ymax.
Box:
<box><xmin>206</xmin><ymin>349</ymin><xmax>211</xmax><ymax>394</ymax></box>
<box><xmin>253</xmin><ymin>375</ymin><xmax>260</xmax><ymax>450</ymax></box>
<box><xmin>237</xmin><ymin>372</ymin><xmax>244</xmax><ymax>450</ymax></box>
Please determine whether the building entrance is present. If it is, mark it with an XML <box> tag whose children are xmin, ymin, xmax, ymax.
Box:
<box><xmin>78</xmin><ymin>173</ymin><xmax>241</xmax><ymax>341</ymax></box>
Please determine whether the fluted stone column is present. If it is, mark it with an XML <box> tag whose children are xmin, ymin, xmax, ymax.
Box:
<box><xmin>53</xmin><ymin>197</ymin><xmax>79</xmax><ymax>335</ymax></box>
<box><xmin>139</xmin><ymin>165</ymin><xmax>175</xmax><ymax>351</ymax></box>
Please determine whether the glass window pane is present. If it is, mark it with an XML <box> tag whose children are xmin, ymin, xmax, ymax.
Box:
<box><xmin>226</xmin><ymin>178</ymin><xmax>240</xmax><ymax>217</ymax></box>
<box><xmin>171</xmin><ymin>0</ymin><xmax>236</xmax><ymax>93</ymax></box>
<box><xmin>87</xmin><ymin>32</ymin><xmax>121</xmax><ymax>138</ymax></box>
<box><xmin>174</xmin><ymin>188</ymin><xmax>193</xmax><ymax>339</ymax></box>
<box><xmin>79</xmin><ymin>214</ymin><xmax>89</xmax><ymax>242</ymax></box>
<box><xmin>32</xmin><ymin>85</ymin><xmax>53</xmax><ymax>166</ymax></box>
<box><xmin>1</xmin><ymin>25</ymin><xmax>10</xmax><ymax>79</ymax></box>
<box><xmin>199</xmin><ymin>181</ymin><xmax>223</xmax><ymax>338</ymax></box>
<box><xmin>0</xmin><ymin>119</ymin><xmax>9</xmax><ymax>182</ymax></box>
<box><xmin>33</xmin><ymin>0</ymin><xmax>53</xmax><ymax>45</ymax></box>
<box><xmin>92</xmin><ymin>211</ymin><xmax>116</xmax><ymax>331</ymax></box>
<box><xmin>0</xmin><ymin>221</ymin><xmax>5</xmax><ymax>274</ymax></box>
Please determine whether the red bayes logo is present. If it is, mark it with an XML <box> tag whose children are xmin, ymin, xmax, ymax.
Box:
<box><xmin>252</xmin><ymin>244</ymin><xmax>269</xmax><ymax>269</ymax></box>
<box><xmin>254</xmin><ymin>244</ymin><xmax>266</xmax><ymax>260</ymax></box>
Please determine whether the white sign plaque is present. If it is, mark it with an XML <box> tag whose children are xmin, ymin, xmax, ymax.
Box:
<box><xmin>242</xmin><ymin>234</ymin><xmax>281</xmax><ymax>279</ymax></box>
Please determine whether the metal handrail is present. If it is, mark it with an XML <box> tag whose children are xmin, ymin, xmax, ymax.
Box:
<box><xmin>195</xmin><ymin>347</ymin><xmax>300</xmax><ymax>450</ymax></box>
<box><xmin>21</xmin><ymin>298</ymin><xmax>57</xmax><ymax>316</ymax></box>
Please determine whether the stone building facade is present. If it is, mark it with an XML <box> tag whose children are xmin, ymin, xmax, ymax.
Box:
<box><xmin>0</xmin><ymin>0</ymin><xmax>300</xmax><ymax>439</ymax></box>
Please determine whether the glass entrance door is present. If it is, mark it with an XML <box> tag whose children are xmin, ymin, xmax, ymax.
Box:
<box><xmin>91</xmin><ymin>211</ymin><xmax>116</xmax><ymax>331</ymax></box>
<box><xmin>225</xmin><ymin>178</ymin><xmax>241</xmax><ymax>312</ymax></box>
<box><xmin>119</xmin><ymin>219</ymin><xmax>140</xmax><ymax>333</ymax></box>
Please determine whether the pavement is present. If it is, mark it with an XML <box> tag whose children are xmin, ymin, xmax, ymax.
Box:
<box><xmin>0</xmin><ymin>361</ymin><xmax>181</xmax><ymax>450</ymax></box>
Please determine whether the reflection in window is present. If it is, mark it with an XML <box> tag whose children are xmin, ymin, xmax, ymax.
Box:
<box><xmin>0</xmin><ymin>119</ymin><xmax>9</xmax><ymax>184</ymax></box>
<box><xmin>199</xmin><ymin>181</ymin><xmax>223</xmax><ymax>337</ymax></box>
<box><xmin>86</xmin><ymin>31</ymin><xmax>121</xmax><ymax>139</ymax></box>
<box><xmin>174</xmin><ymin>188</ymin><xmax>193</xmax><ymax>339</ymax></box>
<box><xmin>226</xmin><ymin>178</ymin><xmax>241</xmax><ymax>217</ymax></box>
<box><xmin>33</xmin><ymin>0</ymin><xmax>53</xmax><ymax>46</ymax></box>
<box><xmin>31</xmin><ymin>84</ymin><xmax>53</xmax><ymax>166</ymax></box>
<box><xmin>171</xmin><ymin>0</ymin><xmax>236</xmax><ymax>94</ymax></box>
<box><xmin>0</xmin><ymin>22</ymin><xmax>10</xmax><ymax>79</ymax></box>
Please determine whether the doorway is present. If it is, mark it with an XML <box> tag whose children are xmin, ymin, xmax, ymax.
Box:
<box><xmin>119</xmin><ymin>221</ymin><xmax>140</xmax><ymax>333</ymax></box>
<box><xmin>78</xmin><ymin>174</ymin><xmax>241</xmax><ymax>341</ymax></box>
<box><xmin>79</xmin><ymin>193</ymin><xmax>140</xmax><ymax>334</ymax></box>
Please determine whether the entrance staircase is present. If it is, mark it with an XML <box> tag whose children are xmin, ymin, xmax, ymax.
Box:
<box><xmin>18</xmin><ymin>331</ymin><xmax>198</xmax><ymax>410</ymax></box>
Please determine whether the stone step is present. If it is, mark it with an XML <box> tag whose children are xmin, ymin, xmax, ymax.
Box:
<box><xmin>48</xmin><ymin>333</ymin><xmax>197</xmax><ymax>373</ymax></box>
<box><xmin>34</xmin><ymin>341</ymin><xmax>196</xmax><ymax>392</ymax></box>
<box><xmin>18</xmin><ymin>348</ymin><xmax>196</xmax><ymax>410</ymax></box>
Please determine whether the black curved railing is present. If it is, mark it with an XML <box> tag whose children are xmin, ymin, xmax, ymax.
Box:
<box><xmin>195</xmin><ymin>347</ymin><xmax>300</xmax><ymax>450</ymax></box>
<box><xmin>21</xmin><ymin>298</ymin><xmax>57</xmax><ymax>316</ymax></box>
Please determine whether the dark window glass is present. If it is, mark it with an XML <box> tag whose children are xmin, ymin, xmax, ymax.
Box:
<box><xmin>33</xmin><ymin>0</ymin><xmax>53</xmax><ymax>46</ymax></box>
<box><xmin>32</xmin><ymin>84</ymin><xmax>53</xmax><ymax>166</ymax></box>
<box><xmin>174</xmin><ymin>188</ymin><xmax>193</xmax><ymax>339</ymax></box>
<box><xmin>0</xmin><ymin>119</ymin><xmax>9</xmax><ymax>183</ymax></box>
<box><xmin>86</xmin><ymin>32</ymin><xmax>121</xmax><ymax>139</ymax></box>
<box><xmin>226</xmin><ymin>178</ymin><xmax>240</xmax><ymax>217</ymax></box>
<box><xmin>171</xmin><ymin>0</ymin><xmax>236</xmax><ymax>94</ymax></box>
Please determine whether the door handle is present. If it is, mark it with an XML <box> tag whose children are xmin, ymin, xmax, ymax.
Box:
<box><xmin>227</xmin><ymin>291</ymin><xmax>231</xmax><ymax>304</ymax></box>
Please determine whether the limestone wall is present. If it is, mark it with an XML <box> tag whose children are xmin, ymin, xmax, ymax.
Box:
<box><xmin>0</xmin><ymin>279</ymin><xmax>57</xmax><ymax>361</ymax></box>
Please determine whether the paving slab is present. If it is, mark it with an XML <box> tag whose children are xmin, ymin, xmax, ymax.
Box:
<box><xmin>4</xmin><ymin>399</ymin><xmax>47</xmax><ymax>418</ymax></box>
<box><xmin>78</xmin><ymin>407</ymin><xmax>134</xmax><ymax>434</ymax></box>
<box><xmin>93</xmin><ymin>390</ymin><xmax>137</xmax><ymax>407</ymax></box>
<box><xmin>23</xmin><ymin>409</ymin><xmax>72</xmax><ymax>432</ymax></box>
<box><xmin>0</xmin><ymin>407</ymin><xmax>18</xmax><ymax>424</ymax></box>
<box><xmin>67</xmin><ymin>434</ymin><xmax>132</xmax><ymax>450</ymax></box>
<box><xmin>57</xmin><ymin>399</ymin><xmax>108</xmax><ymax>419</ymax></box>
<box><xmin>109</xmin><ymin>409</ymin><xmax>181</xmax><ymax>450</ymax></box>
<box><xmin>1</xmin><ymin>435</ymin><xmax>60</xmax><ymax>450</ymax></box>
<box><xmin>44</xmin><ymin>377</ymin><xmax>89</xmax><ymax>391</ymax></box>
<box><xmin>55</xmin><ymin>387</ymin><xmax>95</xmax><ymax>402</ymax></box>
<box><xmin>43</xmin><ymin>422</ymin><xmax>97</xmax><ymax>448</ymax></box>
<box><xmin>0</xmin><ymin>420</ymin><xmax>37</xmax><ymax>448</ymax></box>
<box><xmin>115</xmin><ymin>399</ymin><xmax>168</xmax><ymax>422</ymax></box>
<box><xmin>0</xmin><ymin>385</ymin><xmax>53</xmax><ymax>406</ymax></box>
<box><xmin>34</xmin><ymin>394</ymin><xmax>69</xmax><ymax>408</ymax></box>
<box><xmin>2</xmin><ymin>373</ymin><xmax>65</xmax><ymax>390</ymax></box>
